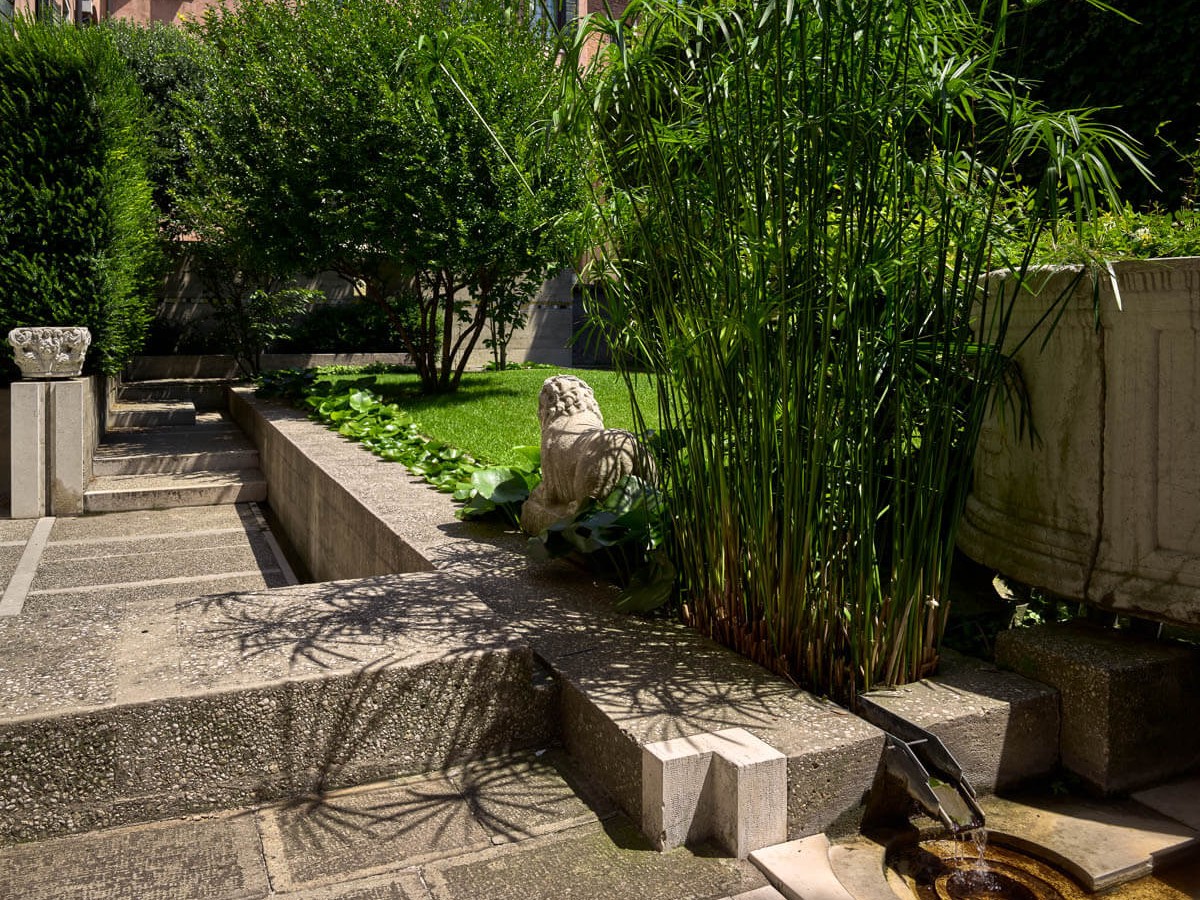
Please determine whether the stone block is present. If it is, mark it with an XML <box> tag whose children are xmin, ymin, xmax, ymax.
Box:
<box><xmin>9</xmin><ymin>380</ymin><xmax>46</xmax><ymax>519</ymax></box>
<box><xmin>642</xmin><ymin>727</ymin><xmax>787</xmax><ymax>859</ymax></box>
<box><xmin>996</xmin><ymin>622</ymin><xmax>1200</xmax><ymax>794</ymax></box>
<box><xmin>861</xmin><ymin>648</ymin><xmax>1059</xmax><ymax>793</ymax></box>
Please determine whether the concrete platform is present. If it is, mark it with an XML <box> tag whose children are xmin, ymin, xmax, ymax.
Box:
<box><xmin>0</xmin><ymin>752</ymin><xmax>771</xmax><ymax>900</ymax></box>
<box><xmin>107</xmin><ymin>399</ymin><xmax>197</xmax><ymax>429</ymax></box>
<box><xmin>93</xmin><ymin>414</ymin><xmax>259</xmax><ymax>476</ymax></box>
<box><xmin>861</xmin><ymin>649</ymin><xmax>1059</xmax><ymax>793</ymax></box>
<box><xmin>996</xmin><ymin>622</ymin><xmax>1200</xmax><ymax>794</ymax></box>
<box><xmin>0</xmin><ymin>571</ymin><xmax>555</xmax><ymax>844</ymax></box>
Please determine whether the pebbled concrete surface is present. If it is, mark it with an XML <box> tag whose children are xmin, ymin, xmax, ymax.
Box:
<box><xmin>0</xmin><ymin>752</ymin><xmax>766</xmax><ymax>900</ymax></box>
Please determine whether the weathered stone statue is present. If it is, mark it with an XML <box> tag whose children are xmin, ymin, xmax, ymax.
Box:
<box><xmin>8</xmin><ymin>327</ymin><xmax>91</xmax><ymax>379</ymax></box>
<box><xmin>520</xmin><ymin>374</ymin><xmax>653</xmax><ymax>535</ymax></box>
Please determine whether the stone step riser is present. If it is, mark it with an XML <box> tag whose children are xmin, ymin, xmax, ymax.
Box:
<box><xmin>83</xmin><ymin>478</ymin><xmax>267</xmax><ymax>513</ymax></box>
<box><xmin>0</xmin><ymin>648</ymin><xmax>556</xmax><ymax>846</ymax></box>
<box><xmin>92</xmin><ymin>450</ymin><xmax>261</xmax><ymax>477</ymax></box>
<box><xmin>107</xmin><ymin>408</ymin><xmax>197</xmax><ymax>429</ymax></box>
<box><xmin>117</xmin><ymin>384</ymin><xmax>230</xmax><ymax>411</ymax></box>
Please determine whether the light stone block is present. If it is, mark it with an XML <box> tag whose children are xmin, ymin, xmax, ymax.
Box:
<box><xmin>10</xmin><ymin>381</ymin><xmax>47</xmax><ymax>519</ymax></box>
<box><xmin>643</xmin><ymin>727</ymin><xmax>786</xmax><ymax>859</ymax></box>
<box><xmin>48</xmin><ymin>379</ymin><xmax>87</xmax><ymax>516</ymax></box>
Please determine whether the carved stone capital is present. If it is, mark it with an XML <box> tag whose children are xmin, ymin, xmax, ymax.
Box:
<box><xmin>8</xmin><ymin>327</ymin><xmax>91</xmax><ymax>379</ymax></box>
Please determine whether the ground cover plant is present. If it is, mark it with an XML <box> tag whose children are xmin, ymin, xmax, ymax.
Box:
<box><xmin>561</xmin><ymin>0</ymin><xmax>1147</xmax><ymax>703</ymax></box>
<box><xmin>259</xmin><ymin>365</ymin><xmax>656</xmax><ymax>525</ymax></box>
<box><xmin>182</xmin><ymin>0</ymin><xmax>583</xmax><ymax>394</ymax></box>
<box><xmin>0</xmin><ymin>16</ymin><xmax>161</xmax><ymax>379</ymax></box>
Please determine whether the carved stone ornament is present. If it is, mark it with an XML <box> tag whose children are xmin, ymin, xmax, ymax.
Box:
<box><xmin>8</xmin><ymin>327</ymin><xmax>92</xmax><ymax>379</ymax></box>
<box><xmin>520</xmin><ymin>374</ymin><xmax>653</xmax><ymax>535</ymax></box>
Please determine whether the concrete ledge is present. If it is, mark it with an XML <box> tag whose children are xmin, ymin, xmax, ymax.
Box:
<box><xmin>231</xmin><ymin>390</ymin><xmax>889</xmax><ymax>845</ymax></box>
<box><xmin>861</xmin><ymin>649</ymin><xmax>1059</xmax><ymax>794</ymax></box>
<box><xmin>0</xmin><ymin>573</ymin><xmax>556</xmax><ymax>844</ymax></box>
<box><xmin>996</xmin><ymin>622</ymin><xmax>1200</xmax><ymax>794</ymax></box>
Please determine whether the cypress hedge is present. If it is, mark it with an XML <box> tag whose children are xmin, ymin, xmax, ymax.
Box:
<box><xmin>0</xmin><ymin>17</ymin><xmax>161</xmax><ymax>380</ymax></box>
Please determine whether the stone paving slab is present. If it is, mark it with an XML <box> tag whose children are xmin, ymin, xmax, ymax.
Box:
<box><xmin>0</xmin><ymin>519</ymin><xmax>36</xmax><ymax>543</ymax></box>
<box><xmin>0</xmin><ymin>752</ymin><xmax>768</xmax><ymax>900</ymax></box>
<box><xmin>1133</xmin><ymin>776</ymin><xmax>1200</xmax><ymax>831</ymax></box>
<box><xmin>40</xmin><ymin>528</ymin><xmax>268</xmax><ymax>561</ymax></box>
<box><xmin>0</xmin><ymin>814</ymin><xmax>269</xmax><ymax>900</ymax></box>
<box><xmin>47</xmin><ymin>504</ymin><xmax>252</xmax><ymax>540</ymax></box>
<box><xmin>424</xmin><ymin>815</ymin><xmax>768</xmax><ymax>900</ymax></box>
<box><xmin>31</xmin><ymin>542</ymin><xmax>279</xmax><ymax>591</ymax></box>
<box><xmin>260</xmin><ymin>774</ymin><xmax>491</xmax><ymax>891</ymax></box>
<box><xmin>0</xmin><ymin>543</ymin><xmax>25</xmax><ymax>582</ymax></box>
<box><xmin>982</xmin><ymin>793</ymin><xmax>1200</xmax><ymax>891</ymax></box>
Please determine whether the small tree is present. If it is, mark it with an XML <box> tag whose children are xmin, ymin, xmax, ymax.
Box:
<box><xmin>183</xmin><ymin>0</ymin><xmax>581</xmax><ymax>393</ymax></box>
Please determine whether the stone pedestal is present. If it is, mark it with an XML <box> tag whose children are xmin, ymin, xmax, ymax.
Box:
<box><xmin>7</xmin><ymin>328</ymin><xmax>97</xmax><ymax>519</ymax></box>
<box><xmin>996</xmin><ymin>622</ymin><xmax>1200</xmax><ymax>795</ymax></box>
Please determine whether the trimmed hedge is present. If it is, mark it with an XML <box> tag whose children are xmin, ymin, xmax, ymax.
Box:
<box><xmin>0</xmin><ymin>17</ymin><xmax>161</xmax><ymax>379</ymax></box>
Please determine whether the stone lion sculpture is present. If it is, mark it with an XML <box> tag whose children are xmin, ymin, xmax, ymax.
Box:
<box><xmin>520</xmin><ymin>375</ymin><xmax>652</xmax><ymax>535</ymax></box>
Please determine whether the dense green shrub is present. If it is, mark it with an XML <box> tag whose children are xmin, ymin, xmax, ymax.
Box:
<box><xmin>182</xmin><ymin>0</ymin><xmax>583</xmax><ymax>394</ymax></box>
<box><xmin>97</xmin><ymin>21</ymin><xmax>212</xmax><ymax>238</ymax></box>
<box><xmin>276</xmin><ymin>299</ymin><xmax>413</xmax><ymax>355</ymax></box>
<box><xmin>0</xmin><ymin>17</ymin><xmax>161</xmax><ymax>378</ymax></box>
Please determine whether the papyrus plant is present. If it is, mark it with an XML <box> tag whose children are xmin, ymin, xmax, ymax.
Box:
<box><xmin>560</xmin><ymin>0</ymin><xmax>1146</xmax><ymax>702</ymax></box>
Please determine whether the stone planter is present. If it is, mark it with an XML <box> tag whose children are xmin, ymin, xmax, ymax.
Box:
<box><xmin>8</xmin><ymin>326</ymin><xmax>91</xmax><ymax>379</ymax></box>
<box><xmin>958</xmin><ymin>258</ymin><xmax>1200</xmax><ymax>629</ymax></box>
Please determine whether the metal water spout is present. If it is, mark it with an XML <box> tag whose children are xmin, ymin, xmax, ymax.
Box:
<box><xmin>857</xmin><ymin>696</ymin><xmax>986</xmax><ymax>834</ymax></box>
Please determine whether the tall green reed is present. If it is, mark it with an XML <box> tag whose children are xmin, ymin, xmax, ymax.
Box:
<box><xmin>559</xmin><ymin>0</ymin><xmax>1145</xmax><ymax>703</ymax></box>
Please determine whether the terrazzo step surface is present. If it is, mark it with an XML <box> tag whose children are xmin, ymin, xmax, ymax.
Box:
<box><xmin>84</xmin><ymin>468</ymin><xmax>267</xmax><ymax>512</ymax></box>
<box><xmin>93</xmin><ymin>419</ymin><xmax>259</xmax><ymax>476</ymax></box>
<box><xmin>107</xmin><ymin>399</ymin><xmax>196</xmax><ymax>429</ymax></box>
<box><xmin>117</xmin><ymin>378</ymin><xmax>234</xmax><ymax>411</ymax></box>
<box><xmin>0</xmin><ymin>573</ymin><xmax>554</xmax><ymax>846</ymax></box>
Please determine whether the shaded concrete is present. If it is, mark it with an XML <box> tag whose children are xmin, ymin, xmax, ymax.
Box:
<box><xmin>861</xmin><ymin>649</ymin><xmax>1059</xmax><ymax>793</ymax></box>
<box><xmin>982</xmin><ymin>793</ymin><xmax>1200</xmax><ymax>892</ymax></box>
<box><xmin>1</xmin><ymin>753</ymin><xmax>744</xmax><ymax>900</ymax></box>
<box><xmin>1133</xmin><ymin>776</ymin><xmax>1200</xmax><ymax>831</ymax></box>
<box><xmin>424</xmin><ymin>815</ymin><xmax>767</xmax><ymax>900</ymax></box>
<box><xmin>996</xmin><ymin>622</ymin><xmax>1200</xmax><ymax>794</ymax></box>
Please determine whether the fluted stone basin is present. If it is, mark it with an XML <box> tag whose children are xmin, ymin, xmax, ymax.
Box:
<box><xmin>958</xmin><ymin>258</ymin><xmax>1200</xmax><ymax>628</ymax></box>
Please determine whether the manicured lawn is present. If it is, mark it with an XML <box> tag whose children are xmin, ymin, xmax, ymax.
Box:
<box><xmin>325</xmin><ymin>366</ymin><xmax>658</xmax><ymax>466</ymax></box>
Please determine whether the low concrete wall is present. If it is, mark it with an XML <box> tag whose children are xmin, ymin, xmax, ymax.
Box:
<box><xmin>228</xmin><ymin>388</ymin><xmax>435</xmax><ymax>581</ymax></box>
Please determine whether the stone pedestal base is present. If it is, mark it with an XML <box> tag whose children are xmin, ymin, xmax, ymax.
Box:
<box><xmin>10</xmin><ymin>378</ymin><xmax>94</xmax><ymax>519</ymax></box>
<box><xmin>996</xmin><ymin>622</ymin><xmax>1200</xmax><ymax>795</ymax></box>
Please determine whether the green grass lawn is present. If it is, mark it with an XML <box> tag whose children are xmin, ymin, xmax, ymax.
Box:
<box><xmin>323</xmin><ymin>366</ymin><xmax>658</xmax><ymax>466</ymax></box>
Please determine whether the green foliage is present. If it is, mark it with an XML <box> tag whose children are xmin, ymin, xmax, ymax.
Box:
<box><xmin>96</xmin><ymin>21</ymin><xmax>212</xmax><ymax>238</ymax></box>
<box><xmin>564</xmin><ymin>0</ymin><xmax>1145</xmax><ymax>702</ymax></box>
<box><xmin>531</xmin><ymin>475</ymin><xmax>675</xmax><ymax>613</ymax></box>
<box><xmin>276</xmin><ymin>299</ymin><xmax>412</xmax><ymax>354</ymax></box>
<box><xmin>257</xmin><ymin>369</ymin><xmax>540</xmax><ymax>523</ymax></box>
<box><xmin>212</xmin><ymin>287</ymin><xmax>321</xmax><ymax>378</ymax></box>
<box><xmin>1022</xmin><ymin>206</ymin><xmax>1200</xmax><ymax>262</ymax></box>
<box><xmin>0</xmin><ymin>16</ymin><xmax>161</xmax><ymax>379</ymax></box>
<box><xmin>183</xmin><ymin>0</ymin><xmax>583</xmax><ymax>394</ymax></box>
<box><xmin>999</xmin><ymin>0</ymin><xmax>1200</xmax><ymax>209</ymax></box>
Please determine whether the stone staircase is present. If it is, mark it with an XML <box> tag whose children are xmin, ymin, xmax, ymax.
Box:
<box><xmin>84</xmin><ymin>380</ymin><xmax>266</xmax><ymax>513</ymax></box>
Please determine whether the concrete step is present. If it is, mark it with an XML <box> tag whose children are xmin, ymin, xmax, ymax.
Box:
<box><xmin>117</xmin><ymin>378</ymin><xmax>234</xmax><ymax>412</ymax></box>
<box><xmin>107</xmin><ymin>400</ymin><xmax>196</xmax><ymax>430</ymax></box>
<box><xmin>0</xmin><ymin>573</ymin><xmax>555</xmax><ymax>845</ymax></box>
<box><xmin>93</xmin><ymin>423</ymin><xmax>259</xmax><ymax>476</ymax></box>
<box><xmin>84</xmin><ymin>469</ymin><xmax>267</xmax><ymax>512</ymax></box>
